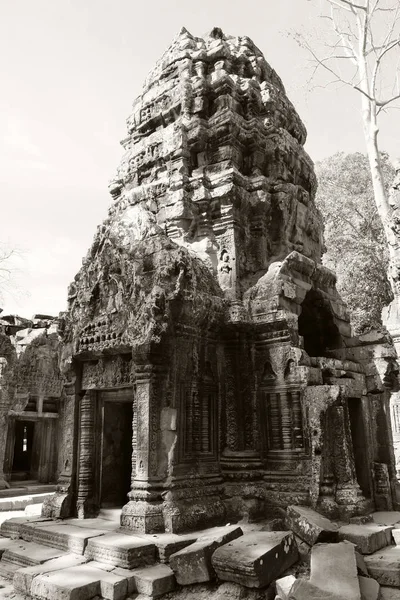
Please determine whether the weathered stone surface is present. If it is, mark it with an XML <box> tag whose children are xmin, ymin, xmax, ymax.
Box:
<box><xmin>381</xmin><ymin>587</ymin><xmax>400</xmax><ymax>599</ymax></box>
<box><xmin>13</xmin><ymin>553</ymin><xmax>88</xmax><ymax>594</ymax></box>
<box><xmin>355</xmin><ymin>549</ymin><xmax>369</xmax><ymax>577</ymax></box>
<box><xmin>132</xmin><ymin>564</ymin><xmax>176</xmax><ymax>597</ymax></box>
<box><xmin>2</xmin><ymin>539</ymin><xmax>66</xmax><ymax>567</ymax></box>
<box><xmin>30</xmin><ymin>565</ymin><xmax>102</xmax><ymax>600</ymax></box>
<box><xmin>141</xmin><ymin>532</ymin><xmax>197</xmax><ymax>563</ymax></box>
<box><xmin>310</xmin><ymin>542</ymin><xmax>361</xmax><ymax>600</ymax></box>
<box><xmin>358</xmin><ymin>576</ymin><xmax>380</xmax><ymax>600</ymax></box>
<box><xmin>85</xmin><ymin>533</ymin><xmax>156</xmax><ymax>568</ymax></box>
<box><xmin>20</xmin><ymin>521</ymin><xmax>108</xmax><ymax>554</ymax></box>
<box><xmin>212</xmin><ymin>531</ymin><xmax>298</xmax><ymax>588</ymax></box>
<box><xmin>97</xmin><ymin>569</ymin><xmax>128</xmax><ymax>600</ymax></box>
<box><xmin>293</xmin><ymin>534</ymin><xmax>311</xmax><ymax>563</ymax></box>
<box><xmin>339</xmin><ymin>524</ymin><xmax>393</xmax><ymax>554</ymax></box>
<box><xmin>288</xmin><ymin>579</ymin><xmax>346</xmax><ymax>600</ymax></box>
<box><xmin>276</xmin><ymin>575</ymin><xmax>296</xmax><ymax>599</ymax></box>
<box><xmin>364</xmin><ymin>546</ymin><xmax>400</xmax><ymax>587</ymax></box>
<box><xmin>169</xmin><ymin>525</ymin><xmax>242</xmax><ymax>585</ymax></box>
<box><xmin>286</xmin><ymin>506</ymin><xmax>339</xmax><ymax>546</ymax></box>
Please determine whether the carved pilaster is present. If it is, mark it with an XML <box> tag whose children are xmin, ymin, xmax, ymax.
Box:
<box><xmin>121</xmin><ymin>355</ymin><xmax>164</xmax><ymax>533</ymax></box>
<box><xmin>76</xmin><ymin>391</ymin><xmax>97</xmax><ymax>518</ymax></box>
<box><xmin>42</xmin><ymin>378</ymin><xmax>78</xmax><ymax>519</ymax></box>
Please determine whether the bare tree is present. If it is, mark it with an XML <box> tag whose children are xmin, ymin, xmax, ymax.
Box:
<box><xmin>293</xmin><ymin>0</ymin><xmax>400</xmax><ymax>293</ymax></box>
<box><xmin>0</xmin><ymin>244</ymin><xmax>22</xmax><ymax>306</ymax></box>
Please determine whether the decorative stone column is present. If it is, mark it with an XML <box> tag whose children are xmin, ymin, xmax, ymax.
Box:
<box><xmin>331</xmin><ymin>404</ymin><xmax>371</xmax><ymax>517</ymax></box>
<box><xmin>76</xmin><ymin>390</ymin><xmax>97</xmax><ymax>518</ymax></box>
<box><xmin>121</xmin><ymin>350</ymin><xmax>165</xmax><ymax>533</ymax></box>
<box><xmin>42</xmin><ymin>377</ymin><xmax>79</xmax><ymax>519</ymax></box>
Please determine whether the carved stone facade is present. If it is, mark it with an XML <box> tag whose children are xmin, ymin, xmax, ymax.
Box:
<box><xmin>44</xmin><ymin>28</ymin><xmax>398</xmax><ymax>531</ymax></box>
<box><xmin>0</xmin><ymin>316</ymin><xmax>63</xmax><ymax>489</ymax></box>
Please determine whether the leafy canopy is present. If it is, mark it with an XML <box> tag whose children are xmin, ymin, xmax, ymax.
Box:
<box><xmin>315</xmin><ymin>151</ymin><xmax>394</xmax><ymax>334</ymax></box>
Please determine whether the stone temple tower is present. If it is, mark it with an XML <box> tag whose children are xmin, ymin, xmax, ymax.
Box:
<box><xmin>43</xmin><ymin>28</ymin><xmax>398</xmax><ymax>532</ymax></box>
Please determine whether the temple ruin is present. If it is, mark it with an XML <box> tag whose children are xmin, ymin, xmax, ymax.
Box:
<box><xmin>28</xmin><ymin>27</ymin><xmax>399</xmax><ymax>533</ymax></box>
<box><xmin>0</xmin><ymin>314</ymin><xmax>62</xmax><ymax>491</ymax></box>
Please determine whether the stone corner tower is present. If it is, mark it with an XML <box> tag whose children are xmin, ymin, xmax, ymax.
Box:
<box><xmin>43</xmin><ymin>27</ymin><xmax>398</xmax><ymax>533</ymax></box>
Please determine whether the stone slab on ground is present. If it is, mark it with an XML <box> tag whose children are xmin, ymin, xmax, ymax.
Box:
<box><xmin>381</xmin><ymin>587</ymin><xmax>400</xmax><ymax>599</ymax></box>
<box><xmin>285</xmin><ymin>505</ymin><xmax>339</xmax><ymax>546</ymax></box>
<box><xmin>0</xmin><ymin>561</ymin><xmax>20</xmax><ymax>581</ymax></box>
<box><xmin>131</xmin><ymin>564</ymin><xmax>175</xmax><ymax>597</ymax></box>
<box><xmin>169</xmin><ymin>525</ymin><xmax>242</xmax><ymax>585</ymax></box>
<box><xmin>358</xmin><ymin>576</ymin><xmax>380</xmax><ymax>600</ymax></box>
<box><xmin>13</xmin><ymin>553</ymin><xmax>88</xmax><ymax>594</ymax></box>
<box><xmin>133</xmin><ymin>532</ymin><xmax>197</xmax><ymax>563</ymax></box>
<box><xmin>0</xmin><ymin>539</ymin><xmax>14</xmax><ymax>559</ymax></box>
<box><xmin>288</xmin><ymin>579</ymin><xmax>347</xmax><ymax>600</ymax></box>
<box><xmin>276</xmin><ymin>574</ymin><xmax>296</xmax><ymax>599</ymax></box>
<box><xmin>30</xmin><ymin>565</ymin><xmax>103</xmax><ymax>600</ymax></box>
<box><xmin>85</xmin><ymin>532</ymin><xmax>156</xmax><ymax>569</ymax></box>
<box><xmin>212</xmin><ymin>531</ymin><xmax>298</xmax><ymax>589</ymax></box>
<box><xmin>364</xmin><ymin>546</ymin><xmax>400</xmax><ymax>587</ymax></box>
<box><xmin>66</xmin><ymin>517</ymin><xmax>119</xmax><ymax>531</ymax></box>
<box><xmin>97</xmin><ymin>569</ymin><xmax>128</xmax><ymax>600</ymax></box>
<box><xmin>372</xmin><ymin>512</ymin><xmax>400</xmax><ymax>527</ymax></box>
<box><xmin>339</xmin><ymin>524</ymin><xmax>393</xmax><ymax>554</ymax></box>
<box><xmin>19</xmin><ymin>521</ymin><xmax>108</xmax><ymax>554</ymax></box>
<box><xmin>0</xmin><ymin>493</ymin><xmax>52</xmax><ymax>512</ymax></box>
<box><xmin>2</xmin><ymin>539</ymin><xmax>66</xmax><ymax>567</ymax></box>
<box><xmin>310</xmin><ymin>542</ymin><xmax>360</xmax><ymax>600</ymax></box>
<box><xmin>112</xmin><ymin>566</ymin><xmax>137</xmax><ymax>594</ymax></box>
<box><xmin>0</xmin><ymin>516</ymin><xmax>50</xmax><ymax>538</ymax></box>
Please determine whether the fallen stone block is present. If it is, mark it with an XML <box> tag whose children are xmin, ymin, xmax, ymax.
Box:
<box><xmin>350</xmin><ymin>515</ymin><xmax>374</xmax><ymax>525</ymax></box>
<box><xmin>288</xmin><ymin>579</ymin><xmax>346</xmax><ymax>599</ymax></box>
<box><xmin>31</xmin><ymin>565</ymin><xmax>102</xmax><ymax>600</ymax></box>
<box><xmin>112</xmin><ymin>566</ymin><xmax>137</xmax><ymax>594</ymax></box>
<box><xmin>372</xmin><ymin>512</ymin><xmax>400</xmax><ymax>527</ymax></box>
<box><xmin>132</xmin><ymin>564</ymin><xmax>175</xmax><ymax>597</ymax></box>
<box><xmin>212</xmin><ymin>531</ymin><xmax>298</xmax><ymax>589</ymax></box>
<box><xmin>355</xmin><ymin>549</ymin><xmax>369</xmax><ymax>577</ymax></box>
<box><xmin>147</xmin><ymin>532</ymin><xmax>196</xmax><ymax>563</ymax></box>
<box><xmin>293</xmin><ymin>534</ymin><xmax>311</xmax><ymax>563</ymax></box>
<box><xmin>97</xmin><ymin>569</ymin><xmax>127</xmax><ymax>600</ymax></box>
<box><xmin>381</xmin><ymin>587</ymin><xmax>400</xmax><ymax>599</ymax></box>
<box><xmin>169</xmin><ymin>525</ymin><xmax>242</xmax><ymax>585</ymax></box>
<box><xmin>310</xmin><ymin>541</ymin><xmax>361</xmax><ymax>600</ymax></box>
<box><xmin>285</xmin><ymin>505</ymin><xmax>339</xmax><ymax>546</ymax></box>
<box><xmin>13</xmin><ymin>553</ymin><xmax>88</xmax><ymax>594</ymax></box>
<box><xmin>358</xmin><ymin>576</ymin><xmax>380</xmax><ymax>600</ymax></box>
<box><xmin>364</xmin><ymin>546</ymin><xmax>400</xmax><ymax>587</ymax></box>
<box><xmin>276</xmin><ymin>574</ymin><xmax>296</xmax><ymax>599</ymax></box>
<box><xmin>339</xmin><ymin>524</ymin><xmax>393</xmax><ymax>554</ymax></box>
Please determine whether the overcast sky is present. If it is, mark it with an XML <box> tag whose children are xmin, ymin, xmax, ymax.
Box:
<box><xmin>1</xmin><ymin>0</ymin><xmax>400</xmax><ymax>317</ymax></box>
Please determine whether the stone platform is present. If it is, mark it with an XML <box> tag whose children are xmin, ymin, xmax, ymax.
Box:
<box><xmin>0</xmin><ymin>508</ymin><xmax>400</xmax><ymax>599</ymax></box>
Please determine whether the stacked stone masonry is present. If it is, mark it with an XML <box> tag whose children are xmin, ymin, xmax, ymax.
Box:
<box><xmin>33</xmin><ymin>26</ymin><xmax>400</xmax><ymax>535</ymax></box>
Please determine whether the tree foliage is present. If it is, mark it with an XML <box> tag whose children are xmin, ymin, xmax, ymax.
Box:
<box><xmin>315</xmin><ymin>151</ymin><xmax>394</xmax><ymax>333</ymax></box>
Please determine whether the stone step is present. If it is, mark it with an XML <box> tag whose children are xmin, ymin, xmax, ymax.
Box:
<box><xmin>131</xmin><ymin>564</ymin><xmax>176</xmax><ymax>597</ymax></box>
<box><xmin>1</xmin><ymin>539</ymin><xmax>66</xmax><ymax>568</ymax></box>
<box><xmin>310</xmin><ymin>541</ymin><xmax>361</xmax><ymax>600</ymax></box>
<box><xmin>211</xmin><ymin>531</ymin><xmax>298</xmax><ymax>589</ymax></box>
<box><xmin>85</xmin><ymin>532</ymin><xmax>156</xmax><ymax>569</ymax></box>
<box><xmin>13</xmin><ymin>553</ymin><xmax>88</xmax><ymax>595</ymax></box>
<box><xmin>0</xmin><ymin>560</ymin><xmax>20</xmax><ymax>580</ymax></box>
<box><xmin>31</xmin><ymin>563</ymin><xmax>129</xmax><ymax>600</ymax></box>
<box><xmin>0</xmin><ymin>515</ymin><xmax>51</xmax><ymax>538</ymax></box>
<box><xmin>19</xmin><ymin>520</ymin><xmax>109</xmax><ymax>554</ymax></box>
<box><xmin>364</xmin><ymin>546</ymin><xmax>400</xmax><ymax>587</ymax></box>
<box><xmin>0</xmin><ymin>492</ymin><xmax>54</xmax><ymax>512</ymax></box>
<box><xmin>339</xmin><ymin>524</ymin><xmax>393</xmax><ymax>554</ymax></box>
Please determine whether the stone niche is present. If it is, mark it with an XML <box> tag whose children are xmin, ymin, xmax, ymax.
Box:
<box><xmin>43</xmin><ymin>27</ymin><xmax>398</xmax><ymax>531</ymax></box>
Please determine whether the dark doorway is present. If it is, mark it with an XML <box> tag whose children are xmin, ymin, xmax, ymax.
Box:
<box><xmin>12</xmin><ymin>421</ymin><xmax>35</xmax><ymax>478</ymax></box>
<box><xmin>298</xmin><ymin>289</ymin><xmax>342</xmax><ymax>357</ymax></box>
<box><xmin>348</xmin><ymin>398</ymin><xmax>371</xmax><ymax>498</ymax></box>
<box><xmin>101</xmin><ymin>401</ymin><xmax>133</xmax><ymax>507</ymax></box>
